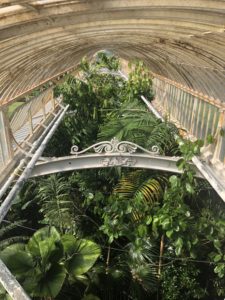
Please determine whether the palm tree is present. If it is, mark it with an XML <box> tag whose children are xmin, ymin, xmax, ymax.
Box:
<box><xmin>85</xmin><ymin>238</ymin><xmax>159</xmax><ymax>300</ymax></box>
<box><xmin>98</xmin><ymin>98</ymin><xmax>179</xmax><ymax>156</ymax></box>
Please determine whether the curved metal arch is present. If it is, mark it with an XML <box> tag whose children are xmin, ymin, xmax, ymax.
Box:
<box><xmin>31</xmin><ymin>138</ymin><xmax>203</xmax><ymax>178</ymax></box>
<box><xmin>31</xmin><ymin>153</ymin><xmax>203</xmax><ymax>178</ymax></box>
<box><xmin>0</xmin><ymin>0</ymin><xmax>225</xmax><ymax>105</ymax></box>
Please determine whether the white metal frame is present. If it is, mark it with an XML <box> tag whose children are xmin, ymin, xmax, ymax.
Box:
<box><xmin>31</xmin><ymin>138</ymin><xmax>203</xmax><ymax>178</ymax></box>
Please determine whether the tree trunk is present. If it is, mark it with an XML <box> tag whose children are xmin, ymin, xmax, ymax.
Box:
<box><xmin>106</xmin><ymin>245</ymin><xmax>111</xmax><ymax>275</ymax></box>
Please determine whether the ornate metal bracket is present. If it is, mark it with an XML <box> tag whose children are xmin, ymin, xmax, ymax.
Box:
<box><xmin>70</xmin><ymin>137</ymin><xmax>159</xmax><ymax>155</ymax></box>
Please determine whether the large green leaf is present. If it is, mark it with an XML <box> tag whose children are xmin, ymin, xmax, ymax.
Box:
<box><xmin>31</xmin><ymin>264</ymin><xmax>66</xmax><ymax>298</ymax></box>
<box><xmin>62</xmin><ymin>235</ymin><xmax>100</xmax><ymax>277</ymax></box>
<box><xmin>0</xmin><ymin>244</ymin><xmax>33</xmax><ymax>277</ymax></box>
<box><xmin>61</xmin><ymin>234</ymin><xmax>77</xmax><ymax>256</ymax></box>
<box><xmin>27</xmin><ymin>227</ymin><xmax>63</xmax><ymax>264</ymax></box>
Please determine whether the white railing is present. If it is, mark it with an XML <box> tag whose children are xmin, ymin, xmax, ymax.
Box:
<box><xmin>0</xmin><ymin>88</ymin><xmax>61</xmax><ymax>173</ymax></box>
<box><xmin>10</xmin><ymin>89</ymin><xmax>56</xmax><ymax>142</ymax></box>
<box><xmin>152</xmin><ymin>76</ymin><xmax>225</xmax><ymax>166</ymax></box>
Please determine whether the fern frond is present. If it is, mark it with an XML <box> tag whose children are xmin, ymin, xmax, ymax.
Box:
<box><xmin>36</xmin><ymin>175</ymin><xmax>76</xmax><ymax>233</ymax></box>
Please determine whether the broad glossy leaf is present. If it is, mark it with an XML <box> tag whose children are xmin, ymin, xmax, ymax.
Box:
<box><xmin>175</xmin><ymin>238</ymin><xmax>183</xmax><ymax>256</ymax></box>
<box><xmin>31</xmin><ymin>264</ymin><xmax>66</xmax><ymax>298</ymax></box>
<box><xmin>137</xmin><ymin>225</ymin><xmax>147</xmax><ymax>237</ymax></box>
<box><xmin>0</xmin><ymin>245</ymin><xmax>33</xmax><ymax>276</ymax></box>
<box><xmin>61</xmin><ymin>234</ymin><xmax>76</xmax><ymax>256</ymax></box>
<box><xmin>161</xmin><ymin>219</ymin><xmax>170</xmax><ymax>230</ymax></box>
<box><xmin>175</xmin><ymin>246</ymin><xmax>182</xmax><ymax>256</ymax></box>
<box><xmin>146</xmin><ymin>216</ymin><xmax>152</xmax><ymax>225</ymax></box>
<box><xmin>213</xmin><ymin>239</ymin><xmax>221</xmax><ymax>251</ymax></box>
<box><xmin>62</xmin><ymin>235</ymin><xmax>100</xmax><ymax>276</ymax></box>
<box><xmin>27</xmin><ymin>227</ymin><xmax>63</xmax><ymax>264</ymax></box>
<box><xmin>175</xmin><ymin>237</ymin><xmax>183</xmax><ymax>248</ymax></box>
<box><xmin>176</xmin><ymin>158</ymin><xmax>185</xmax><ymax>170</ymax></box>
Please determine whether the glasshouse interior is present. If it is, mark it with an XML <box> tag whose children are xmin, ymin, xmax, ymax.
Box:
<box><xmin>0</xmin><ymin>1</ymin><xmax>225</xmax><ymax>299</ymax></box>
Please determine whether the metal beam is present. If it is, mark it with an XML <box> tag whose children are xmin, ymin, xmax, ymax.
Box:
<box><xmin>0</xmin><ymin>105</ymin><xmax>69</xmax><ymax>224</ymax></box>
<box><xmin>31</xmin><ymin>153</ymin><xmax>203</xmax><ymax>178</ymax></box>
<box><xmin>0</xmin><ymin>259</ymin><xmax>30</xmax><ymax>300</ymax></box>
<box><xmin>192</xmin><ymin>156</ymin><xmax>225</xmax><ymax>201</ymax></box>
<box><xmin>141</xmin><ymin>95</ymin><xmax>164</xmax><ymax>121</ymax></box>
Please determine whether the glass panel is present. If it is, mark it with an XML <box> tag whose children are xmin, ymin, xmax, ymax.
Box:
<box><xmin>0</xmin><ymin>111</ymin><xmax>10</xmax><ymax>167</ymax></box>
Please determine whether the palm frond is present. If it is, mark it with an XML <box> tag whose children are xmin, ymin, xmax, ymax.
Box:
<box><xmin>0</xmin><ymin>220</ymin><xmax>30</xmax><ymax>250</ymax></box>
<box><xmin>99</xmin><ymin>96</ymin><xmax>179</xmax><ymax>156</ymax></box>
<box><xmin>114</xmin><ymin>170</ymin><xmax>166</xmax><ymax>205</ymax></box>
<box><xmin>0</xmin><ymin>236</ymin><xmax>29</xmax><ymax>251</ymax></box>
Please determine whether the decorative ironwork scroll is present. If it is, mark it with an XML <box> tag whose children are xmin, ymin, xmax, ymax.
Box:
<box><xmin>101</xmin><ymin>157</ymin><xmax>137</xmax><ymax>167</ymax></box>
<box><xmin>71</xmin><ymin>137</ymin><xmax>159</xmax><ymax>155</ymax></box>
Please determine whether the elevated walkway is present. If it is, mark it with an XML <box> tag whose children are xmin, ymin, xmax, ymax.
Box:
<box><xmin>0</xmin><ymin>89</ymin><xmax>62</xmax><ymax>185</ymax></box>
<box><xmin>150</xmin><ymin>75</ymin><xmax>225</xmax><ymax>200</ymax></box>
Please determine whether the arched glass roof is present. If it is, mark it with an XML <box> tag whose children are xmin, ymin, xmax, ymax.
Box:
<box><xmin>0</xmin><ymin>0</ymin><xmax>225</xmax><ymax>106</ymax></box>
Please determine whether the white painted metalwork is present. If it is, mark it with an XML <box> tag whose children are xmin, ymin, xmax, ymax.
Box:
<box><xmin>152</xmin><ymin>76</ymin><xmax>225</xmax><ymax>166</ymax></box>
<box><xmin>31</xmin><ymin>137</ymin><xmax>202</xmax><ymax>178</ymax></box>
<box><xmin>10</xmin><ymin>89</ymin><xmax>57</xmax><ymax>149</ymax></box>
<box><xmin>0</xmin><ymin>259</ymin><xmax>30</xmax><ymax>300</ymax></box>
<box><xmin>0</xmin><ymin>111</ymin><xmax>12</xmax><ymax>170</ymax></box>
<box><xmin>0</xmin><ymin>103</ymin><xmax>67</xmax><ymax>198</ymax></box>
<box><xmin>98</xmin><ymin>67</ymin><xmax>225</xmax><ymax>201</ymax></box>
<box><xmin>97</xmin><ymin>66</ymin><xmax>225</xmax><ymax>201</ymax></box>
<box><xmin>142</xmin><ymin>93</ymin><xmax>225</xmax><ymax>202</ymax></box>
<box><xmin>141</xmin><ymin>95</ymin><xmax>164</xmax><ymax>122</ymax></box>
<box><xmin>0</xmin><ymin>89</ymin><xmax>63</xmax><ymax>186</ymax></box>
<box><xmin>0</xmin><ymin>104</ymin><xmax>69</xmax><ymax>224</ymax></box>
<box><xmin>0</xmin><ymin>104</ymin><xmax>69</xmax><ymax>300</ymax></box>
<box><xmin>71</xmin><ymin>137</ymin><xmax>159</xmax><ymax>155</ymax></box>
<box><xmin>31</xmin><ymin>152</ymin><xmax>203</xmax><ymax>178</ymax></box>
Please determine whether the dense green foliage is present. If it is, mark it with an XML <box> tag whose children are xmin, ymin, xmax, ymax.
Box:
<box><xmin>1</xmin><ymin>53</ymin><xmax>225</xmax><ymax>300</ymax></box>
<box><xmin>0</xmin><ymin>227</ymin><xmax>100</xmax><ymax>299</ymax></box>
